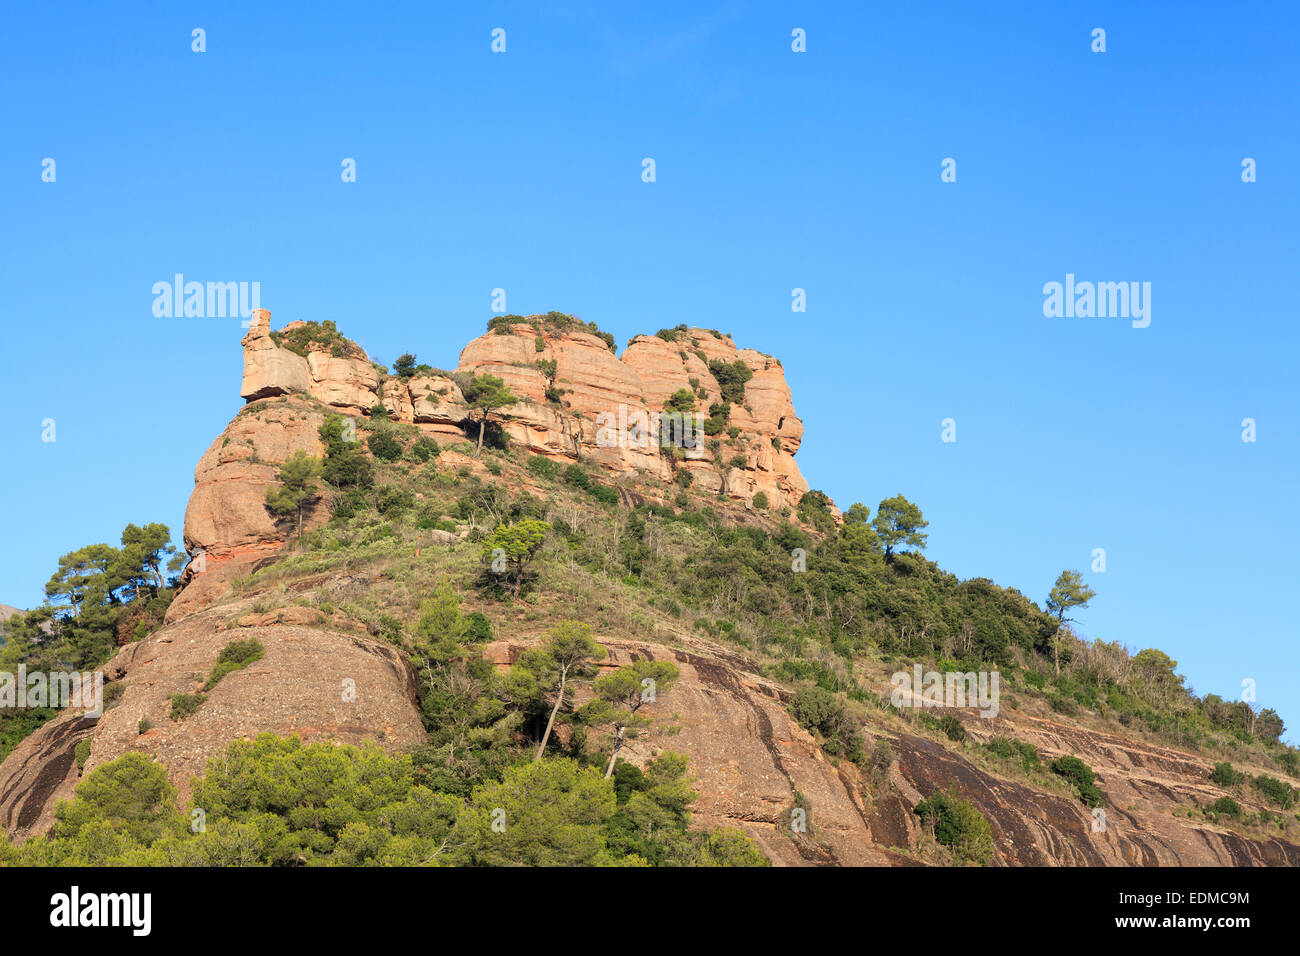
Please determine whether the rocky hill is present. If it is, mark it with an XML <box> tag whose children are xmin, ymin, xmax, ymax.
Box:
<box><xmin>1</xmin><ymin>311</ymin><xmax>1295</xmax><ymax>867</ymax></box>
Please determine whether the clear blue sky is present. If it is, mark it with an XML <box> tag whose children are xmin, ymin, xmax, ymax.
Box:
<box><xmin>2</xmin><ymin>2</ymin><xmax>1296</xmax><ymax>740</ymax></box>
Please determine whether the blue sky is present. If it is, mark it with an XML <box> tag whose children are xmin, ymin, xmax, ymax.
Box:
<box><xmin>2</xmin><ymin>2</ymin><xmax>1296</xmax><ymax>739</ymax></box>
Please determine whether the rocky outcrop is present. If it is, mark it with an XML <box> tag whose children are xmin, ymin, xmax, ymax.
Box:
<box><xmin>458</xmin><ymin>324</ymin><xmax>809</xmax><ymax>507</ymax></box>
<box><xmin>0</xmin><ymin>592</ymin><xmax>426</xmax><ymax>843</ymax></box>
<box><xmin>10</xmin><ymin>304</ymin><xmax>1285</xmax><ymax>867</ymax></box>
<box><xmin>232</xmin><ymin>310</ymin><xmax>812</xmax><ymax>510</ymax></box>
<box><xmin>481</xmin><ymin>634</ymin><xmax>900</xmax><ymax>866</ymax></box>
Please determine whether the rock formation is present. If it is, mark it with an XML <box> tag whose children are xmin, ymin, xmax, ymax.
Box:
<box><xmin>235</xmin><ymin>310</ymin><xmax>810</xmax><ymax>508</ymax></box>
<box><xmin>1</xmin><ymin>308</ymin><xmax>1294</xmax><ymax>868</ymax></box>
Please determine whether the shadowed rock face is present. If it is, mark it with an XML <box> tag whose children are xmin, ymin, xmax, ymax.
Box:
<box><xmin>872</xmin><ymin>712</ymin><xmax>1300</xmax><ymax>867</ymax></box>
<box><xmin>479</xmin><ymin>634</ymin><xmax>1299</xmax><ymax>867</ymax></box>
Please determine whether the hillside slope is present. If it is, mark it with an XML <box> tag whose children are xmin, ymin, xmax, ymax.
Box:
<box><xmin>1</xmin><ymin>312</ymin><xmax>1295</xmax><ymax>866</ymax></box>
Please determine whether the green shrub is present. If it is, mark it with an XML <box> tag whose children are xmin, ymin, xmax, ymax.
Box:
<box><xmin>1252</xmin><ymin>774</ymin><xmax>1297</xmax><ymax>810</ymax></box>
<box><xmin>789</xmin><ymin>687</ymin><xmax>864</xmax><ymax>762</ymax></box>
<box><xmin>169</xmin><ymin>692</ymin><xmax>207</xmax><ymax>721</ymax></box>
<box><xmin>937</xmin><ymin>713</ymin><xmax>966</xmax><ymax>743</ymax></box>
<box><xmin>1206</xmin><ymin>796</ymin><xmax>1243</xmax><ymax>819</ymax></box>
<box><xmin>367</xmin><ymin>430</ymin><xmax>404</xmax><ymax>462</ymax></box>
<box><xmin>74</xmin><ymin>738</ymin><xmax>92</xmax><ymax>775</ymax></box>
<box><xmin>320</xmin><ymin>416</ymin><xmax>374</xmax><ymax>491</ymax></box>
<box><xmin>270</xmin><ymin>320</ymin><xmax>351</xmax><ymax>358</ymax></box>
<box><xmin>914</xmin><ymin>789</ymin><xmax>993</xmax><ymax>865</ymax></box>
<box><xmin>201</xmin><ymin>639</ymin><xmax>266</xmax><ymax>692</ymax></box>
<box><xmin>409</xmin><ymin>436</ymin><xmax>440</xmax><ymax>462</ymax></box>
<box><xmin>487</xmin><ymin>312</ymin><xmax>616</xmax><ymax>352</ymax></box>
<box><xmin>655</xmin><ymin>324</ymin><xmax>689</xmax><ymax>342</ymax></box>
<box><xmin>1210</xmin><ymin>762</ymin><xmax>1245</xmax><ymax>787</ymax></box>
<box><xmin>376</xmin><ymin>486</ymin><xmax>415</xmax><ymax>515</ymax></box>
<box><xmin>1274</xmin><ymin>750</ymin><xmax>1299</xmax><ymax>777</ymax></box>
<box><xmin>707</xmin><ymin>358</ymin><xmax>753</xmax><ymax>404</ymax></box>
<box><xmin>985</xmin><ymin>736</ymin><xmax>1041</xmax><ymax>773</ymax></box>
<box><xmin>589</xmin><ymin>483</ymin><xmax>619</xmax><ymax>506</ymax></box>
<box><xmin>416</xmin><ymin>508</ymin><xmax>459</xmax><ymax>533</ymax></box>
<box><xmin>1050</xmin><ymin>756</ymin><xmax>1104</xmax><ymax>807</ymax></box>
<box><xmin>1048</xmin><ymin>693</ymin><xmax>1077</xmax><ymax>716</ymax></box>
<box><xmin>461</xmin><ymin>612</ymin><xmax>493</xmax><ymax>643</ymax></box>
<box><xmin>751</xmin><ymin>491</ymin><xmax>768</xmax><ymax>510</ymax></box>
<box><xmin>527</xmin><ymin>455</ymin><xmax>559</xmax><ymax>479</ymax></box>
<box><xmin>796</xmin><ymin>490</ymin><xmax>835</xmax><ymax>534</ymax></box>
<box><xmin>564</xmin><ymin>464</ymin><xmax>590</xmax><ymax>489</ymax></box>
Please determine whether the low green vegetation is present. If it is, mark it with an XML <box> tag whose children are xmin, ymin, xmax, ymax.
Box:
<box><xmin>1049</xmin><ymin>756</ymin><xmax>1105</xmax><ymax>807</ymax></box>
<box><xmin>789</xmin><ymin>687</ymin><xmax>865</xmax><ymax>763</ymax></box>
<box><xmin>1210</xmin><ymin>761</ymin><xmax>1246</xmax><ymax>787</ymax></box>
<box><xmin>914</xmin><ymin>789</ymin><xmax>993</xmax><ymax>865</ymax></box>
<box><xmin>488</xmin><ymin>312</ymin><xmax>616</xmax><ymax>352</ymax></box>
<box><xmin>983</xmin><ymin>735</ymin><xmax>1041</xmax><ymax>773</ymax></box>
<box><xmin>706</xmin><ymin>358</ymin><xmax>753</xmax><ymax>404</ymax></box>
<box><xmin>269</xmin><ymin>319</ymin><xmax>355</xmax><ymax>358</ymax></box>
<box><xmin>201</xmin><ymin>639</ymin><xmax>266</xmax><ymax>692</ymax></box>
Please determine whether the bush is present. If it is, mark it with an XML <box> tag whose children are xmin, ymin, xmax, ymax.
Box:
<box><xmin>796</xmin><ymin>490</ymin><xmax>835</xmax><ymax>534</ymax></box>
<box><xmin>169</xmin><ymin>692</ymin><xmax>206</xmax><ymax>721</ymax></box>
<box><xmin>1210</xmin><ymin>762</ymin><xmax>1245</xmax><ymax>787</ymax></box>
<box><xmin>376</xmin><ymin>486</ymin><xmax>415</xmax><ymax>516</ymax></box>
<box><xmin>985</xmin><ymin>736</ymin><xmax>1040</xmax><ymax>773</ymax></box>
<box><xmin>527</xmin><ymin>455</ymin><xmax>559</xmax><ymax>480</ymax></box>
<box><xmin>1048</xmin><ymin>693</ymin><xmax>1077</xmax><ymax>716</ymax></box>
<box><xmin>409</xmin><ymin>436</ymin><xmax>440</xmax><ymax>462</ymax></box>
<box><xmin>1275</xmin><ymin>750</ymin><xmax>1299</xmax><ymax>777</ymax></box>
<box><xmin>751</xmin><ymin>491</ymin><xmax>768</xmax><ymax>510</ymax></box>
<box><xmin>564</xmin><ymin>464</ymin><xmax>590</xmax><ymax>489</ymax></box>
<box><xmin>1252</xmin><ymin>774</ymin><xmax>1297</xmax><ymax>810</ymax></box>
<box><xmin>789</xmin><ymin>687</ymin><xmax>864</xmax><ymax>762</ymax></box>
<box><xmin>914</xmin><ymin>789</ymin><xmax>993</xmax><ymax>865</ymax></box>
<box><xmin>74</xmin><ymin>737</ymin><xmax>92</xmax><ymax>775</ymax></box>
<box><xmin>367</xmin><ymin>430</ymin><xmax>404</xmax><ymax>462</ymax></box>
<box><xmin>461</xmin><ymin>612</ymin><xmax>492</xmax><ymax>643</ymax></box>
<box><xmin>320</xmin><ymin>416</ymin><xmax>373</xmax><ymax>491</ymax></box>
<box><xmin>416</xmin><ymin>508</ymin><xmax>459</xmax><ymax>533</ymax></box>
<box><xmin>589</xmin><ymin>483</ymin><xmax>619</xmax><ymax>506</ymax></box>
<box><xmin>270</xmin><ymin>320</ymin><xmax>351</xmax><ymax>358</ymax></box>
<box><xmin>707</xmin><ymin>358</ymin><xmax>753</xmax><ymax>404</ymax></box>
<box><xmin>1050</xmin><ymin>756</ymin><xmax>1104</xmax><ymax>807</ymax></box>
<box><xmin>201</xmin><ymin>639</ymin><xmax>266</xmax><ymax>692</ymax></box>
<box><xmin>937</xmin><ymin>713</ymin><xmax>966</xmax><ymax>743</ymax></box>
<box><xmin>1206</xmin><ymin>796</ymin><xmax>1243</xmax><ymax>819</ymax></box>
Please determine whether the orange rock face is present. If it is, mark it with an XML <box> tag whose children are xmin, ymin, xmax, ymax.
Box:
<box><xmin>227</xmin><ymin>312</ymin><xmax>814</xmax><ymax>512</ymax></box>
<box><xmin>457</xmin><ymin>323</ymin><xmax>811</xmax><ymax>508</ymax></box>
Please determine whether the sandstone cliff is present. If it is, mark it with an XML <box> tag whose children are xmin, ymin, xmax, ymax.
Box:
<box><xmin>237</xmin><ymin>310</ymin><xmax>810</xmax><ymax>508</ymax></box>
